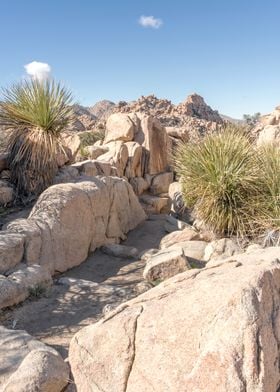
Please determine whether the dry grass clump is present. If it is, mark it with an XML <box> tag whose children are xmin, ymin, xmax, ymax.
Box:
<box><xmin>175</xmin><ymin>125</ymin><xmax>280</xmax><ymax>237</ymax></box>
<box><xmin>0</xmin><ymin>79</ymin><xmax>73</xmax><ymax>195</ymax></box>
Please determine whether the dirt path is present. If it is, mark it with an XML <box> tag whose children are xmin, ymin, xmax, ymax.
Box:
<box><xmin>0</xmin><ymin>215</ymin><xmax>167</xmax><ymax>358</ymax></box>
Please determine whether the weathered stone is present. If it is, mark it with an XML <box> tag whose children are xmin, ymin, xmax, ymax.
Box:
<box><xmin>7</xmin><ymin>219</ymin><xmax>42</xmax><ymax>264</ymax></box>
<box><xmin>0</xmin><ymin>327</ymin><xmax>68</xmax><ymax>391</ymax></box>
<box><xmin>0</xmin><ymin>181</ymin><xmax>14</xmax><ymax>205</ymax></box>
<box><xmin>104</xmin><ymin>113</ymin><xmax>135</xmax><ymax>143</ymax></box>
<box><xmin>204</xmin><ymin>238</ymin><xmax>241</xmax><ymax>262</ymax></box>
<box><xmin>246</xmin><ymin>243</ymin><xmax>263</xmax><ymax>253</ymax></box>
<box><xmin>143</xmin><ymin>247</ymin><xmax>191</xmax><ymax>282</ymax></box>
<box><xmin>101</xmin><ymin>244</ymin><xmax>139</xmax><ymax>259</ymax></box>
<box><xmin>98</xmin><ymin>141</ymin><xmax>128</xmax><ymax>176</ymax></box>
<box><xmin>13</xmin><ymin>178</ymin><xmax>145</xmax><ymax>274</ymax></box>
<box><xmin>0</xmin><ymin>265</ymin><xmax>52</xmax><ymax>309</ymax></box>
<box><xmin>140</xmin><ymin>194</ymin><xmax>171</xmax><ymax>214</ymax></box>
<box><xmin>61</xmin><ymin>133</ymin><xmax>81</xmax><ymax>158</ymax></box>
<box><xmin>2</xmin><ymin>350</ymin><xmax>69</xmax><ymax>392</ymax></box>
<box><xmin>168</xmin><ymin>240</ymin><xmax>208</xmax><ymax>261</ymax></box>
<box><xmin>139</xmin><ymin>248</ymin><xmax>159</xmax><ymax>261</ymax></box>
<box><xmin>124</xmin><ymin>141</ymin><xmax>144</xmax><ymax>178</ymax></box>
<box><xmin>72</xmin><ymin>159</ymin><xmax>115</xmax><ymax>177</ymax></box>
<box><xmin>129</xmin><ymin>177</ymin><xmax>149</xmax><ymax>196</ymax></box>
<box><xmin>135</xmin><ymin>115</ymin><xmax>168</xmax><ymax>175</ymax></box>
<box><xmin>150</xmin><ymin>172</ymin><xmax>174</xmax><ymax>195</ymax></box>
<box><xmin>257</xmin><ymin>125</ymin><xmax>280</xmax><ymax>147</ymax></box>
<box><xmin>69</xmin><ymin>247</ymin><xmax>280</xmax><ymax>392</ymax></box>
<box><xmin>160</xmin><ymin>227</ymin><xmax>200</xmax><ymax>249</ymax></box>
<box><xmin>0</xmin><ymin>233</ymin><xmax>24</xmax><ymax>274</ymax></box>
<box><xmin>84</xmin><ymin>145</ymin><xmax>109</xmax><ymax>159</ymax></box>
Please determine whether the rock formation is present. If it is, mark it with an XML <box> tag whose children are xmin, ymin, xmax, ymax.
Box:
<box><xmin>0</xmin><ymin>177</ymin><xmax>146</xmax><ymax>309</ymax></box>
<box><xmin>0</xmin><ymin>326</ymin><xmax>69</xmax><ymax>391</ymax></box>
<box><xmin>69</xmin><ymin>247</ymin><xmax>280</xmax><ymax>392</ymax></box>
<box><xmin>114</xmin><ymin>93</ymin><xmax>223</xmax><ymax>143</ymax></box>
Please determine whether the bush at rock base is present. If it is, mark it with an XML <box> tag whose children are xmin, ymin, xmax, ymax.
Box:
<box><xmin>176</xmin><ymin>126</ymin><xmax>280</xmax><ymax>238</ymax></box>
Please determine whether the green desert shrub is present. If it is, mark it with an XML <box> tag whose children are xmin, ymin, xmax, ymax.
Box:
<box><xmin>0</xmin><ymin>79</ymin><xmax>73</xmax><ymax>195</ymax></box>
<box><xmin>254</xmin><ymin>144</ymin><xmax>280</xmax><ymax>241</ymax></box>
<box><xmin>175</xmin><ymin>126</ymin><xmax>260</xmax><ymax>236</ymax></box>
<box><xmin>78</xmin><ymin>129</ymin><xmax>105</xmax><ymax>159</ymax></box>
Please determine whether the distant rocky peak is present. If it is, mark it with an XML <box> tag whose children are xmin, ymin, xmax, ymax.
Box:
<box><xmin>175</xmin><ymin>93</ymin><xmax>222</xmax><ymax>123</ymax></box>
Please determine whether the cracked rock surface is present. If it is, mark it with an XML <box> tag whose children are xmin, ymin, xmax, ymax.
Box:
<box><xmin>69</xmin><ymin>247</ymin><xmax>280</xmax><ymax>392</ymax></box>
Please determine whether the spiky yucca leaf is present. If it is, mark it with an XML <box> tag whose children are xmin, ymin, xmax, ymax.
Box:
<box><xmin>254</xmin><ymin>144</ymin><xmax>280</xmax><ymax>236</ymax></box>
<box><xmin>0</xmin><ymin>79</ymin><xmax>73</xmax><ymax>195</ymax></box>
<box><xmin>175</xmin><ymin>127</ymin><xmax>260</xmax><ymax>235</ymax></box>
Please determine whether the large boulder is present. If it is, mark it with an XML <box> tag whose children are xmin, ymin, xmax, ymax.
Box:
<box><xmin>135</xmin><ymin>115</ymin><xmax>169</xmax><ymax>175</ymax></box>
<box><xmin>0</xmin><ymin>265</ymin><xmax>52</xmax><ymax>309</ymax></box>
<box><xmin>104</xmin><ymin>113</ymin><xmax>135</xmax><ymax>144</ymax></box>
<box><xmin>98</xmin><ymin>141</ymin><xmax>129</xmax><ymax>176</ymax></box>
<box><xmin>4</xmin><ymin>178</ymin><xmax>146</xmax><ymax>276</ymax></box>
<box><xmin>150</xmin><ymin>172</ymin><xmax>174</xmax><ymax>195</ymax></box>
<box><xmin>69</xmin><ymin>247</ymin><xmax>280</xmax><ymax>392</ymax></box>
<box><xmin>124</xmin><ymin>141</ymin><xmax>144</xmax><ymax>179</ymax></box>
<box><xmin>0</xmin><ymin>327</ymin><xmax>68</xmax><ymax>391</ymax></box>
<box><xmin>257</xmin><ymin>125</ymin><xmax>280</xmax><ymax>147</ymax></box>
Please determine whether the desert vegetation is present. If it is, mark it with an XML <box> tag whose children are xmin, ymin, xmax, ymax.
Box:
<box><xmin>176</xmin><ymin>125</ymin><xmax>280</xmax><ymax>238</ymax></box>
<box><xmin>0</xmin><ymin>79</ymin><xmax>73</xmax><ymax>196</ymax></box>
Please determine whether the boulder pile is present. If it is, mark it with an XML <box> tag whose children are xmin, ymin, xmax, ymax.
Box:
<box><xmin>255</xmin><ymin>105</ymin><xmax>280</xmax><ymax>146</ymax></box>
<box><xmin>0</xmin><ymin>176</ymin><xmax>146</xmax><ymax>310</ymax></box>
<box><xmin>114</xmin><ymin>93</ymin><xmax>223</xmax><ymax>143</ymax></box>
<box><xmin>56</xmin><ymin>112</ymin><xmax>174</xmax><ymax>214</ymax></box>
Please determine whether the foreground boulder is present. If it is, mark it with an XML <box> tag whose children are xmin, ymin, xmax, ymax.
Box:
<box><xmin>69</xmin><ymin>247</ymin><xmax>280</xmax><ymax>392</ymax></box>
<box><xmin>5</xmin><ymin>177</ymin><xmax>145</xmax><ymax>276</ymax></box>
<box><xmin>0</xmin><ymin>327</ymin><xmax>68</xmax><ymax>391</ymax></box>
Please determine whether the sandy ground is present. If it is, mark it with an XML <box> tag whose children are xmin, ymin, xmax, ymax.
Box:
<box><xmin>0</xmin><ymin>215</ymin><xmax>167</xmax><ymax>358</ymax></box>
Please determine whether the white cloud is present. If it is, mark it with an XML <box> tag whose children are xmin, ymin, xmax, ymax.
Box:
<box><xmin>24</xmin><ymin>61</ymin><xmax>51</xmax><ymax>81</ymax></box>
<box><xmin>138</xmin><ymin>15</ymin><xmax>163</xmax><ymax>29</ymax></box>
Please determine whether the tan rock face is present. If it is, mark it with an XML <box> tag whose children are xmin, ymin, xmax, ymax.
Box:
<box><xmin>84</xmin><ymin>145</ymin><xmax>109</xmax><ymax>159</ymax></box>
<box><xmin>135</xmin><ymin>115</ymin><xmax>168</xmax><ymax>175</ymax></box>
<box><xmin>143</xmin><ymin>247</ymin><xmax>191</xmax><ymax>282</ymax></box>
<box><xmin>0</xmin><ymin>327</ymin><xmax>68</xmax><ymax>391</ymax></box>
<box><xmin>204</xmin><ymin>238</ymin><xmax>241</xmax><ymax>262</ymax></box>
<box><xmin>0</xmin><ymin>265</ymin><xmax>52</xmax><ymax>309</ymax></box>
<box><xmin>124</xmin><ymin>141</ymin><xmax>144</xmax><ymax>178</ymax></box>
<box><xmin>257</xmin><ymin>125</ymin><xmax>280</xmax><ymax>147</ymax></box>
<box><xmin>104</xmin><ymin>113</ymin><xmax>135</xmax><ymax>143</ymax></box>
<box><xmin>160</xmin><ymin>227</ymin><xmax>200</xmax><ymax>249</ymax></box>
<box><xmin>69</xmin><ymin>247</ymin><xmax>280</xmax><ymax>392</ymax></box>
<box><xmin>28</xmin><ymin>178</ymin><xmax>145</xmax><ymax>274</ymax></box>
<box><xmin>98</xmin><ymin>141</ymin><xmax>129</xmax><ymax>176</ymax></box>
<box><xmin>0</xmin><ymin>233</ymin><xmax>24</xmax><ymax>274</ymax></box>
<box><xmin>1</xmin><ymin>178</ymin><xmax>145</xmax><ymax>279</ymax></box>
<box><xmin>150</xmin><ymin>172</ymin><xmax>174</xmax><ymax>195</ymax></box>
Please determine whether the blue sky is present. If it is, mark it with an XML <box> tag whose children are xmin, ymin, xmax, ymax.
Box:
<box><xmin>0</xmin><ymin>0</ymin><xmax>279</xmax><ymax>118</ymax></box>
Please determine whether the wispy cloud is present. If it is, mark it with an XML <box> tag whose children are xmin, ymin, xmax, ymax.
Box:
<box><xmin>24</xmin><ymin>61</ymin><xmax>51</xmax><ymax>81</ymax></box>
<box><xmin>138</xmin><ymin>15</ymin><xmax>163</xmax><ymax>29</ymax></box>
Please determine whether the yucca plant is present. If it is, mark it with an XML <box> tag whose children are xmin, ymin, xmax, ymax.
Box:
<box><xmin>175</xmin><ymin>126</ymin><xmax>260</xmax><ymax>235</ymax></box>
<box><xmin>0</xmin><ymin>79</ymin><xmax>73</xmax><ymax>195</ymax></box>
<box><xmin>254</xmin><ymin>144</ymin><xmax>280</xmax><ymax>243</ymax></box>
